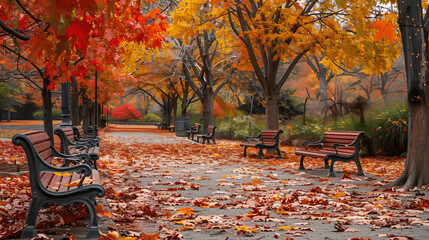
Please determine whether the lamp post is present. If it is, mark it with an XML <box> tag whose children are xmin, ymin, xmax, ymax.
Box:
<box><xmin>60</xmin><ymin>81</ymin><xmax>72</xmax><ymax>127</ymax></box>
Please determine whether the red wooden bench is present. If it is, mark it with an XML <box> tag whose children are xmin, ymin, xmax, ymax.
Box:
<box><xmin>12</xmin><ymin>131</ymin><xmax>105</xmax><ymax>238</ymax></box>
<box><xmin>55</xmin><ymin>127</ymin><xmax>99</xmax><ymax>169</ymax></box>
<box><xmin>73</xmin><ymin>125</ymin><xmax>101</xmax><ymax>144</ymax></box>
<box><xmin>195</xmin><ymin>125</ymin><xmax>217</xmax><ymax>144</ymax></box>
<box><xmin>240</xmin><ymin>129</ymin><xmax>283</xmax><ymax>159</ymax></box>
<box><xmin>186</xmin><ymin>123</ymin><xmax>201</xmax><ymax>140</ymax></box>
<box><xmin>295</xmin><ymin>131</ymin><xmax>366</xmax><ymax>177</ymax></box>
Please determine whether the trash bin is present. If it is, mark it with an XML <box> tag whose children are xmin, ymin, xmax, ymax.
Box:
<box><xmin>175</xmin><ymin>117</ymin><xmax>190</xmax><ymax>137</ymax></box>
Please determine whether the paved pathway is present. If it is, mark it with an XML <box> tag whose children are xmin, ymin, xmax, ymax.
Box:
<box><xmin>4</xmin><ymin>125</ymin><xmax>429</xmax><ymax>240</ymax></box>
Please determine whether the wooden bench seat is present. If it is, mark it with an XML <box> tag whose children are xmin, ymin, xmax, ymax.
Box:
<box><xmin>295</xmin><ymin>131</ymin><xmax>366</xmax><ymax>177</ymax></box>
<box><xmin>12</xmin><ymin>131</ymin><xmax>105</xmax><ymax>238</ymax></box>
<box><xmin>195</xmin><ymin>125</ymin><xmax>217</xmax><ymax>144</ymax></box>
<box><xmin>240</xmin><ymin>129</ymin><xmax>283</xmax><ymax>159</ymax></box>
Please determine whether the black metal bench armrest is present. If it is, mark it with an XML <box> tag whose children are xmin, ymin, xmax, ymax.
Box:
<box><xmin>302</xmin><ymin>140</ymin><xmax>323</xmax><ymax>150</ymax></box>
<box><xmin>51</xmin><ymin>146</ymin><xmax>95</xmax><ymax>167</ymax></box>
<box><xmin>332</xmin><ymin>143</ymin><xmax>354</xmax><ymax>155</ymax></box>
<box><xmin>40</xmin><ymin>161</ymin><xmax>93</xmax><ymax>177</ymax></box>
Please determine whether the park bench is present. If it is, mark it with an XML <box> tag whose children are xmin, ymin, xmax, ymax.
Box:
<box><xmin>295</xmin><ymin>131</ymin><xmax>366</xmax><ymax>177</ymax></box>
<box><xmin>156</xmin><ymin>122</ymin><xmax>165</xmax><ymax>129</ymax></box>
<box><xmin>195</xmin><ymin>125</ymin><xmax>217</xmax><ymax>144</ymax></box>
<box><xmin>12</xmin><ymin>131</ymin><xmax>105</xmax><ymax>238</ymax></box>
<box><xmin>55</xmin><ymin>127</ymin><xmax>99</xmax><ymax>168</ymax></box>
<box><xmin>186</xmin><ymin>123</ymin><xmax>201</xmax><ymax>140</ymax></box>
<box><xmin>240</xmin><ymin>129</ymin><xmax>283</xmax><ymax>159</ymax></box>
<box><xmin>165</xmin><ymin>124</ymin><xmax>175</xmax><ymax>132</ymax></box>
<box><xmin>73</xmin><ymin>125</ymin><xmax>101</xmax><ymax>144</ymax></box>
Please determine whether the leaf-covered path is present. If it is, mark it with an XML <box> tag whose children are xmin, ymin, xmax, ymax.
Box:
<box><xmin>1</xmin><ymin>125</ymin><xmax>429</xmax><ymax>240</ymax></box>
<box><xmin>96</xmin><ymin>126</ymin><xmax>429</xmax><ymax>240</ymax></box>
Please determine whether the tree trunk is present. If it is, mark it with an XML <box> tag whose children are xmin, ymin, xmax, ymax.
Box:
<box><xmin>385</xmin><ymin>0</ymin><xmax>429</xmax><ymax>190</ymax></box>
<box><xmin>319</xmin><ymin>79</ymin><xmax>328</xmax><ymax>114</ymax></box>
<box><xmin>202</xmin><ymin>90</ymin><xmax>214</xmax><ymax>129</ymax></box>
<box><xmin>71</xmin><ymin>77</ymin><xmax>80</xmax><ymax>125</ymax></box>
<box><xmin>82</xmin><ymin>97</ymin><xmax>91</xmax><ymax>131</ymax></box>
<box><xmin>265</xmin><ymin>92</ymin><xmax>279</xmax><ymax>129</ymax></box>
<box><xmin>42</xmin><ymin>79</ymin><xmax>53</xmax><ymax>143</ymax></box>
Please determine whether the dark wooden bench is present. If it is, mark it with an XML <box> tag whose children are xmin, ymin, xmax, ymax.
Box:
<box><xmin>165</xmin><ymin>124</ymin><xmax>175</xmax><ymax>132</ymax></box>
<box><xmin>12</xmin><ymin>131</ymin><xmax>105</xmax><ymax>238</ymax></box>
<box><xmin>55</xmin><ymin>127</ymin><xmax>100</xmax><ymax>168</ymax></box>
<box><xmin>195</xmin><ymin>125</ymin><xmax>217</xmax><ymax>144</ymax></box>
<box><xmin>156</xmin><ymin>122</ymin><xmax>166</xmax><ymax>129</ymax></box>
<box><xmin>295</xmin><ymin>131</ymin><xmax>366</xmax><ymax>177</ymax></box>
<box><xmin>186</xmin><ymin>123</ymin><xmax>201</xmax><ymax>140</ymax></box>
<box><xmin>240</xmin><ymin>129</ymin><xmax>283</xmax><ymax>159</ymax></box>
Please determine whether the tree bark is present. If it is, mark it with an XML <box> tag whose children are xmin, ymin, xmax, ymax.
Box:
<box><xmin>71</xmin><ymin>77</ymin><xmax>80</xmax><ymax>125</ymax></box>
<box><xmin>202</xmin><ymin>89</ymin><xmax>214</xmax><ymax>129</ymax></box>
<box><xmin>385</xmin><ymin>0</ymin><xmax>429</xmax><ymax>189</ymax></box>
<box><xmin>265</xmin><ymin>92</ymin><xmax>279</xmax><ymax>129</ymax></box>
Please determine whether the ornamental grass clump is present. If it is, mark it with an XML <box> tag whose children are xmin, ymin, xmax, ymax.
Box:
<box><xmin>366</xmin><ymin>102</ymin><xmax>407</xmax><ymax>156</ymax></box>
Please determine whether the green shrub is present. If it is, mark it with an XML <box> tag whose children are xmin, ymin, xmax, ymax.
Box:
<box><xmin>218</xmin><ymin>115</ymin><xmax>265</xmax><ymax>140</ymax></box>
<box><xmin>33</xmin><ymin>109</ymin><xmax>62</xmax><ymax>120</ymax></box>
<box><xmin>142</xmin><ymin>113</ymin><xmax>162</xmax><ymax>122</ymax></box>
<box><xmin>365</xmin><ymin>102</ymin><xmax>407</xmax><ymax>156</ymax></box>
<box><xmin>289</xmin><ymin>122</ymin><xmax>326</xmax><ymax>142</ymax></box>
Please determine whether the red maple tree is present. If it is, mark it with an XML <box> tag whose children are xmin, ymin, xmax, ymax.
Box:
<box><xmin>111</xmin><ymin>103</ymin><xmax>142</xmax><ymax>120</ymax></box>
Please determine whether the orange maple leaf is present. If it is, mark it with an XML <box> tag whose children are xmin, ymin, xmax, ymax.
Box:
<box><xmin>140</xmin><ymin>232</ymin><xmax>160</xmax><ymax>240</ymax></box>
<box><xmin>96</xmin><ymin>204</ymin><xmax>113</xmax><ymax>218</ymax></box>
<box><xmin>99</xmin><ymin>231</ymin><xmax>137</xmax><ymax>240</ymax></box>
<box><xmin>373</xmin><ymin>19</ymin><xmax>395</xmax><ymax>43</ymax></box>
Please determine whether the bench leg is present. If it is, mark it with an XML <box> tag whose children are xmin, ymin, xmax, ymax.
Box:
<box><xmin>81</xmin><ymin>199</ymin><xmax>102</xmax><ymax>238</ymax></box>
<box><xmin>323</xmin><ymin>158</ymin><xmax>330</xmax><ymax>169</ymax></box>
<box><xmin>21</xmin><ymin>198</ymin><xmax>44</xmax><ymax>238</ymax></box>
<box><xmin>298</xmin><ymin>156</ymin><xmax>306</xmax><ymax>170</ymax></box>
<box><xmin>257</xmin><ymin>148</ymin><xmax>264</xmax><ymax>159</ymax></box>
<box><xmin>276</xmin><ymin>147</ymin><xmax>281</xmax><ymax>159</ymax></box>
<box><xmin>243</xmin><ymin>147</ymin><xmax>248</xmax><ymax>156</ymax></box>
<box><xmin>328</xmin><ymin>159</ymin><xmax>336</xmax><ymax>177</ymax></box>
<box><xmin>212</xmin><ymin>138</ymin><xmax>216</xmax><ymax>144</ymax></box>
<box><xmin>355</xmin><ymin>158</ymin><xmax>365</xmax><ymax>176</ymax></box>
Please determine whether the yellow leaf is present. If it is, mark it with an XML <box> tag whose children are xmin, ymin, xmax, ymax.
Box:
<box><xmin>234</xmin><ymin>225</ymin><xmax>258</xmax><ymax>233</ymax></box>
<box><xmin>252</xmin><ymin>178</ymin><xmax>262</xmax><ymax>184</ymax></box>
<box><xmin>332</xmin><ymin>192</ymin><xmax>346</xmax><ymax>200</ymax></box>
<box><xmin>63</xmin><ymin>178</ymin><xmax>94</xmax><ymax>187</ymax></box>
<box><xmin>99</xmin><ymin>231</ymin><xmax>137</xmax><ymax>240</ymax></box>
<box><xmin>53</xmin><ymin>172</ymin><xmax>71</xmax><ymax>177</ymax></box>
<box><xmin>221</xmin><ymin>175</ymin><xmax>235</xmax><ymax>178</ymax></box>
<box><xmin>278</xmin><ymin>226</ymin><xmax>296</xmax><ymax>231</ymax></box>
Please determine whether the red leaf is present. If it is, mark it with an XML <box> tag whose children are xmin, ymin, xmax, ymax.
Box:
<box><xmin>66</xmin><ymin>20</ymin><xmax>91</xmax><ymax>55</ymax></box>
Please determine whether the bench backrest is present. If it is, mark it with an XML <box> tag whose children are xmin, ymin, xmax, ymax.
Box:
<box><xmin>207</xmin><ymin>125</ymin><xmax>216</xmax><ymax>137</ymax></box>
<box><xmin>322</xmin><ymin>131</ymin><xmax>364</xmax><ymax>155</ymax></box>
<box><xmin>73</xmin><ymin>125</ymin><xmax>85</xmax><ymax>139</ymax></box>
<box><xmin>259</xmin><ymin>129</ymin><xmax>283</xmax><ymax>146</ymax></box>
<box><xmin>12</xmin><ymin>131</ymin><xmax>55</xmax><ymax>193</ymax></box>
<box><xmin>54</xmin><ymin>127</ymin><xmax>76</xmax><ymax>154</ymax></box>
